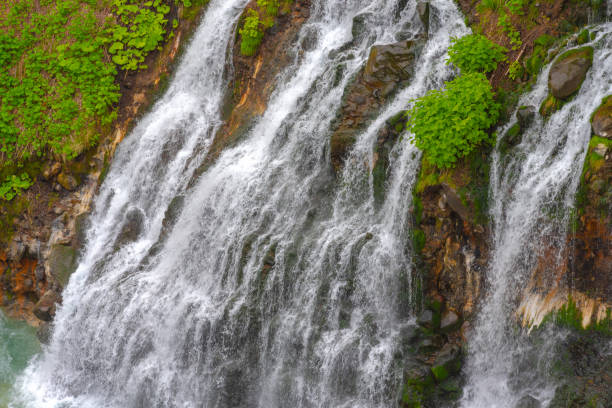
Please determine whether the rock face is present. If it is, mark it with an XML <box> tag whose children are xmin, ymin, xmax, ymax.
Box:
<box><xmin>413</xmin><ymin>155</ymin><xmax>490</xmax><ymax>318</ymax></box>
<box><xmin>591</xmin><ymin>96</ymin><xmax>612</xmax><ymax>138</ymax></box>
<box><xmin>548</xmin><ymin>47</ymin><xmax>593</xmax><ymax>99</ymax></box>
<box><xmin>33</xmin><ymin>290</ymin><xmax>61</xmax><ymax>322</ymax></box>
<box><xmin>330</xmin><ymin>39</ymin><xmax>422</xmax><ymax>172</ymax></box>
<box><xmin>57</xmin><ymin>171</ymin><xmax>79</xmax><ymax>191</ymax></box>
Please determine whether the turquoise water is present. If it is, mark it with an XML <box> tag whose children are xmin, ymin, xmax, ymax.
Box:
<box><xmin>0</xmin><ymin>312</ymin><xmax>40</xmax><ymax>407</ymax></box>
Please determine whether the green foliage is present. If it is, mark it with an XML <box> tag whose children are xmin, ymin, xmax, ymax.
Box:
<box><xmin>508</xmin><ymin>60</ymin><xmax>523</xmax><ymax>80</ymax></box>
<box><xmin>505</xmin><ymin>0</ymin><xmax>528</xmax><ymax>15</ymax></box>
<box><xmin>107</xmin><ymin>0</ymin><xmax>171</xmax><ymax>71</ymax></box>
<box><xmin>478</xmin><ymin>0</ymin><xmax>505</xmax><ymax>12</ymax></box>
<box><xmin>0</xmin><ymin>0</ymin><xmax>207</xmax><ymax>197</ymax></box>
<box><xmin>239</xmin><ymin>9</ymin><xmax>264</xmax><ymax>56</ymax></box>
<box><xmin>498</xmin><ymin>11</ymin><xmax>522</xmax><ymax>50</ymax></box>
<box><xmin>406</xmin><ymin>73</ymin><xmax>500</xmax><ymax>168</ymax></box>
<box><xmin>0</xmin><ymin>173</ymin><xmax>33</xmax><ymax>201</ymax></box>
<box><xmin>447</xmin><ymin>34</ymin><xmax>508</xmax><ymax>74</ymax></box>
<box><xmin>257</xmin><ymin>0</ymin><xmax>280</xmax><ymax>16</ymax></box>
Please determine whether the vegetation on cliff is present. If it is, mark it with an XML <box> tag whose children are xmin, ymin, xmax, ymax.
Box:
<box><xmin>0</xmin><ymin>0</ymin><xmax>207</xmax><ymax>202</ymax></box>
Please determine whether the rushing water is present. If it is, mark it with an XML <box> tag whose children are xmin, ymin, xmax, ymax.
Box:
<box><xmin>13</xmin><ymin>0</ymin><xmax>468</xmax><ymax>407</ymax></box>
<box><xmin>0</xmin><ymin>313</ymin><xmax>40</xmax><ymax>408</ymax></box>
<box><xmin>460</xmin><ymin>24</ymin><xmax>612</xmax><ymax>408</ymax></box>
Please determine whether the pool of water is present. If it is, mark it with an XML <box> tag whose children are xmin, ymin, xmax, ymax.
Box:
<box><xmin>0</xmin><ymin>312</ymin><xmax>40</xmax><ymax>407</ymax></box>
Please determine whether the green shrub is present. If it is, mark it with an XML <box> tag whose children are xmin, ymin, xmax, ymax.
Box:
<box><xmin>508</xmin><ymin>60</ymin><xmax>523</xmax><ymax>80</ymax></box>
<box><xmin>406</xmin><ymin>73</ymin><xmax>500</xmax><ymax>168</ymax></box>
<box><xmin>256</xmin><ymin>0</ymin><xmax>280</xmax><ymax>16</ymax></box>
<box><xmin>505</xmin><ymin>0</ymin><xmax>528</xmax><ymax>15</ymax></box>
<box><xmin>0</xmin><ymin>173</ymin><xmax>33</xmax><ymax>201</ymax></box>
<box><xmin>239</xmin><ymin>9</ymin><xmax>264</xmax><ymax>56</ymax></box>
<box><xmin>498</xmin><ymin>11</ymin><xmax>522</xmax><ymax>50</ymax></box>
<box><xmin>447</xmin><ymin>34</ymin><xmax>507</xmax><ymax>74</ymax></box>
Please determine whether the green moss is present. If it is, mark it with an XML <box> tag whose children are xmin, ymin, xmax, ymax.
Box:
<box><xmin>539</xmin><ymin>94</ymin><xmax>564</xmax><ymax>117</ymax></box>
<box><xmin>538</xmin><ymin>297</ymin><xmax>612</xmax><ymax>335</ymax></box>
<box><xmin>577</xmin><ymin>29</ymin><xmax>590</xmax><ymax>45</ymax></box>
<box><xmin>431</xmin><ymin>365</ymin><xmax>449</xmax><ymax>382</ymax></box>
<box><xmin>412</xmin><ymin>229</ymin><xmax>426</xmax><ymax>253</ymax></box>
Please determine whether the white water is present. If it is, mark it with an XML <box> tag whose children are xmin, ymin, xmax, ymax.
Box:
<box><xmin>13</xmin><ymin>0</ymin><xmax>468</xmax><ymax>407</ymax></box>
<box><xmin>461</xmin><ymin>24</ymin><xmax>612</xmax><ymax>408</ymax></box>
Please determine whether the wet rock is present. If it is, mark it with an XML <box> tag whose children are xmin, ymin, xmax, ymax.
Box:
<box><xmin>417</xmin><ymin>2</ymin><xmax>430</xmax><ymax>33</ymax></box>
<box><xmin>500</xmin><ymin>123</ymin><xmax>523</xmax><ymax>153</ymax></box>
<box><xmin>417</xmin><ymin>309</ymin><xmax>434</xmax><ymax>328</ymax></box>
<box><xmin>591</xmin><ymin>96</ymin><xmax>612</xmax><ymax>138</ymax></box>
<box><xmin>34</xmin><ymin>263</ymin><xmax>46</xmax><ymax>282</ymax></box>
<box><xmin>115</xmin><ymin>207</ymin><xmax>145</xmax><ymax>246</ymax></box>
<box><xmin>440</xmin><ymin>310</ymin><xmax>461</xmax><ymax>333</ymax></box>
<box><xmin>48</xmin><ymin>244</ymin><xmax>77</xmax><ymax>287</ymax></box>
<box><xmin>441</xmin><ymin>184</ymin><xmax>470</xmax><ymax>222</ymax></box>
<box><xmin>37</xmin><ymin>322</ymin><xmax>52</xmax><ymax>344</ymax></box>
<box><xmin>516</xmin><ymin>105</ymin><xmax>536</xmax><ymax>129</ymax></box>
<box><xmin>57</xmin><ymin>171</ymin><xmax>79</xmax><ymax>191</ymax></box>
<box><xmin>330</xmin><ymin>40</ymin><xmax>422</xmax><ymax>171</ymax></box>
<box><xmin>515</xmin><ymin>395</ymin><xmax>542</xmax><ymax>408</ymax></box>
<box><xmin>539</xmin><ymin>94</ymin><xmax>563</xmax><ymax>117</ymax></box>
<box><xmin>431</xmin><ymin>344</ymin><xmax>462</xmax><ymax>382</ymax></box>
<box><xmin>33</xmin><ymin>290</ymin><xmax>61</xmax><ymax>321</ymax></box>
<box><xmin>42</xmin><ymin>161</ymin><xmax>61</xmax><ymax>181</ymax></box>
<box><xmin>548</xmin><ymin>47</ymin><xmax>593</xmax><ymax>99</ymax></box>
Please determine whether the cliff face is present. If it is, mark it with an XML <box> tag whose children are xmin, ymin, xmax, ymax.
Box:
<box><xmin>0</xmin><ymin>1</ymin><xmax>210</xmax><ymax>325</ymax></box>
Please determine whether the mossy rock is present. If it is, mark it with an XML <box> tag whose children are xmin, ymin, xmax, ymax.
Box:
<box><xmin>548</xmin><ymin>46</ymin><xmax>593</xmax><ymax>99</ymax></box>
<box><xmin>540</xmin><ymin>94</ymin><xmax>564</xmax><ymax>117</ymax></box>
<box><xmin>591</xmin><ymin>95</ymin><xmax>612</xmax><ymax>139</ymax></box>
<box><xmin>48</xmin><ymin>244</ymin><xmax>78</xmax><ymax>287</ymax></box>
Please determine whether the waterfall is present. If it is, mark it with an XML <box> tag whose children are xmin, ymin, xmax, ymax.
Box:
<box><xmin>460</xmin><ymin>23</ymin><xmax>612</xmax><ymax>408</ymax></box>
<box><xmin>13</xmin><ymin>0</ymin><xmax>468</xmax><ymax>407</ymax></box>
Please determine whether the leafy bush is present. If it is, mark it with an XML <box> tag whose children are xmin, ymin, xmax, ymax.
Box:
<box><xmin>257</xmin><ymin>0</ymin><xmax>280</xmax><ymax>16</ymax></box>
<box><xmin>447</xmin><ymin>34</ymin><xmax>507</xmax><ymax>74</ymax></box>
<box><xmin>505</xmin><ymin>0</ymin><xmax>527</xmax><ymax>15</ymax></box>
<box><xmin>0</xmin><ymin>173</ymin><xmax>33</xmax><ymax>201</ymax></box>
<box><xmin>406</xmin><ymin>73</ymin><xmax>500</xmax><ymax>168</ymax></box>
<box><xmin>239</xmin><ymin>9</ymin><xmax>264</xmax><ymax>56</ymax></box>
<box><xmin>508</xmin><ymin>60</ymin><xmax>523</xmax><ymax>80</ymax></box>
<box><xmin>498</xmin><ymin>11</ymin><xmax>522</xmax><ymax>50</ymax></box>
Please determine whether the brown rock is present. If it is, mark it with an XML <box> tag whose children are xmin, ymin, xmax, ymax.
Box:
<box><xmin>33</xmin><ymin>290</ymin><xmax>61</xmax><ymax>322</ymax></box>
<box><xmin>548</xmin><ymin>47</ymin><xmax>593</xmax><ymax>99</ymax></box>
<box><xmin>42</xmin><ymin>161</ymin><xmax>62</xmax><ymax>181</ymax></box>
<box><xmin>591</xmin><ymin>96</ymin><xmax>612</xmax><ymax>138</ymax></box>
<box><xmin>57</xmin><ymin>171</ymin><xmax>79</xmax><ymax>191</ymax></box>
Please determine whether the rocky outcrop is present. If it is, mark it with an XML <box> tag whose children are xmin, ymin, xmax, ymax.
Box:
<box><xmin>413</xmin><ymin>155</ymin><xmax>490</xmax><ymax>318</ymax></box>
<box><xmin>548</xmin><ymin>47</ymin><xmax>593</xmax><ymax>99</ymax></box>
<box><xmin>592</xmin><ymin>96</ymin><xmax>612</xmax><ymax>138</ymax></box>
<box><xmin>0</xmin><ymin>2</ymin><xmax>210</xmax><ymax>323</ymax></box>
<box><xmin>204</xmin><ymin>0</ymin><xmax>311</xmax><ymax>166</ymax></box>
<box><xmin>330</xmin><ymin>39</ymin><xmax>422</xmax><ymax>172</ymax></box>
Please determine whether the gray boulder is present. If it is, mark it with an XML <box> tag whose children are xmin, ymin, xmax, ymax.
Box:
<box><xmin>548</xmin><ymin>47</ymin><xmax>593</xmax><ymax>99</ymax></box>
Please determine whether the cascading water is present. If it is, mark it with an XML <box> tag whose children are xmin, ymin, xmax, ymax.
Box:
<box><xmin>12</xmin><ymin>0</ymin><xmax>468</xmax><ymax>407</ymax></box>
<box><xmin>461</xmin><ymin>24</ymin><xmax>612</xmax><ymax>408</ymax></box>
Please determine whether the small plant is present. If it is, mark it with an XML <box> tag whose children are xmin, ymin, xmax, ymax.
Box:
<box><xmin>239</xmin><ymin>9</ymin><xmax>264</xmax><ymax>56</ymax></box>
<box><xmin>508</xmin><ymin>60</ymin><xmax>523</xmax><ymax>80</ymax></box>
<box><xmin>498</xmin><ymin>11</ymin><xmax>522</xmax><ymax>50</ymax></box>
<box><xmin>447</xmin><ymin>34</ymin><xmax>507</xmax><ymax>74</ymax></box>
<box><xmin>478</xmin><ymin>0</ymin><xmax>505</xmax><ymax>12</ymax></box>
<box><xmin>406</xmin><ymin>73</ymin><xmax>500</xmax><ymax>168</ymax></box>
<box><xmin>505</xmin><ymin>0</ymin><xmax>527</xmax><ymax>15</ymax></box>
<box><xmin>0</xmin><ymin>173</ymin><xmax>33</xmax><ymax>201</ymax></box>
<box><xmin>256</xmin><ymin>0</ymin><xmax>280</xmax><ymax>16</ymax></box>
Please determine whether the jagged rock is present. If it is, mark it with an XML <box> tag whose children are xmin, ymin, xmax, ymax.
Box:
<box><xmin>33</xmin><ymin>290</ymin><xmax>61</xmax><ymax>321</ymax></box>
<box><xmin>548</xmin><ymin>47</ymin><xmax>593</xmax><ymax>99</ymax></box>
<box><xmin>37</xmin><ymin>322</ymin><xmax>52</xmax><ymax>344</ymax></box>
<box><xmin>431</xmin><ymin>344</ymin><xmax>462</xmax><ymax>382</ymax></box>
<box><xmin>441</xmin><ymin>184</ymin><xmax>470</xmax><ymax>222</ymax></box>
<box><xmin>48</xmin><ymin>244</ymin><xmax>77</xmax><ymax>287</ymax></box>
<box><xmin>115</xmin><ymin>207</ymin><xmax>145</xmax><ymax>247</ymax></box>
<box><xmin>416</xmin><ymin>2</ymin><xmax>430</xmax><ymax>34</ymax></box>
<box><xmin>440</xmin><ymin>310</ymin><xmax>461</xmax><ymax>333</ymax></box>
<box><xmin>591</xmin><ymin>96</ymin><xmax>612</xmax><ymax>138</ymax></box>
<box><xmin>515</xmin><ymin>395</ymin><xmax>541</xmax><ymax>408</ymax></box>
<box><xmin>42</xmin><ymin>161</ymin><xmax>61</xmax><ymax>181</ymax></box>
<box><xmin>516</xmin><ymin>105</ymin><xmax>536</xmax><ymax>129</ymax></box>
<box><xmin>330</xmin><ymin>40</ymin><xmax>421</xmax><ymax>171</ymax></box>
<box><xmin>500</xmin><ymin>123</ymin><xmax>523</xmax><ymax>152</ymax></box>
<box><xmin>57</xmin><ymin>171</ymin><xmax>79</xmax><ymax>191</ymax></box>
<box><xmin>35</xmin><ymin>263</ymin><xmax>46</xmax><ymax>282</ymax></box>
